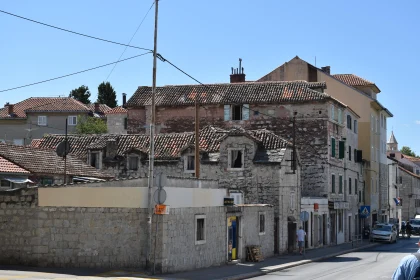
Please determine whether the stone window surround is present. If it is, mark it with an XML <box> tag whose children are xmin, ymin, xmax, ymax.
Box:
<box><xmin>38</xmin><ymin>115</ymin><xmax>47</xmax><ymax>126</ymax></box>
<box><xmin>184</xmin><ymin>154</ymin><xmax>195</xmax><ymax>173</ymax></box>
<box><xmin>128</xmin><ymin>155</ymin><xmax>139</xmax><ymax>171</ymax></box>
<box><xmin>68</xmin><ymin>116</ymin><xmax>77</xmax><ymax>126</ymax></box>
<box><xmin>88</xmin><ymin>151</ymin><xmax>102</xmax><ymax>169</ymax></box>
<box><xmin>227</xmin><ymin>148</ymin><xmax>245</xmax><ymax>171</ymax></box>
<box><xmin>195</xmin><ymin>214</ymin><xmax>206</xmax><ymax>245</ymax></box>
<box><xmin>259</xmin><ymin>211</ymin><xmax>266</xmax><ymax>235</ymax></box>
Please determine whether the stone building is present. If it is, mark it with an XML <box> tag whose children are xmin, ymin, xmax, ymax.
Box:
<box><xmin>124</xmin><ymin>76</ymin><xmax>364</xmax><ymax>245</ymax></box>
<box><xmin>34</xmin><ymin>126</ymin><xmax>300</xmax><ymax>253</ymax></box>
<box><xmin>0</xmin><ymin>178</ymin><xmax>274</xmax><ymax>273</ymax></box>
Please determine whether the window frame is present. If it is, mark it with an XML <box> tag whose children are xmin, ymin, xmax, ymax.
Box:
<box><xmin>38</xmin><ymin>116</ymin><xmax>47</xmax><ymax>126</ymax></box>
<box><xmin>230</xmin><ymin>191</ymin><xmax>244</xmax><ymax>205</ymax></box>
<box><xmin>354</xmin><ymin>120</ymin><xmax>358</xmax><ymax>133</ymax></box>
<box><xmin>348</xmin><ymin>145</ymin><xmax>352</xmax><ymax>161</ymax></box>
<box><xmin>227</xmin><ymin>148</ymin><xmax>245</xmax><ymax>171</ymax></box>
<box><xmin>89</xmin><ymin>151</ymin><xmax>100</xmax><ymax>169</ymax></box>
<box><xmin>331</xmin><ymin>104</ymin><xmax>335</xmax><ymax>121</ymax></box>
<box><xmin>349</xmin><ymin>177</ymin><xmax>352</xmax><ymax>195</ymax></box>
<box><xmin>128</xmin><ymin>155</ymin><xmax>139</xmax><ymax>171</ymax></box>
<box><xmin>331</xmin><ymin>137</ymin><xmax>336</xmax><ymax>158</ymax></box>
<box><xmin>195</xmin><ymin>214</ymin><xmax>206</xmax><ymax>245</ymax></box>
<box><xmin>0</xmin><ymin>180</ymin><xmax>11</xmax><ymax>188</ymax></box>
<box><xmin>339</xmin><ymin>174</ymin><xmax>343</xmax><ymax>194</ymax></box>
<box><xmin>347</xmin><ymin>115</ymin><xmax>352</xmax><ymax>129</ymax></box>
<box><xmin>331</xmin><ymin>174</ymin><xmax>336</xmax><ymax>193</ymax></box>
<box><xmin>184</xmin><ymin>154</ymin><xmax>195</xmax><ymax>173</ymax></box>
<box><xmin>338</xmin><ymin>109</ymin><xmax>342</xmax><ymax>124</ymax></box>
<box><xmin>259</xmin><ymin>212</ymin><xmax>266</xmax><ymax>235</ymax></box>
<box><xmin>68</xmin><ymin>116</ymin><xmax>77</xmax><ymax>126</ymax></box>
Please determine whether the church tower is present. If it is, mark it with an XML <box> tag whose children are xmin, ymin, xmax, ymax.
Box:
<box><xmin>387</xmin><ymin>131</ymin><xmax>398</xmax><ymax>151</ymax></box>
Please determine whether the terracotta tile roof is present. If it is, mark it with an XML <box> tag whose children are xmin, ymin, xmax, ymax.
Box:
<box><xmin>126</xmin><ymin>81</ymin><xmax>330</xmax><ymax>107</ymax></box>
<box><xmin>0</xmin><ymin>97</ymin><xmax>90</xmax><ymax>119</ymax></box>
<box><xmin>332</xmin><ymin>74</ymin><xmax>375</xmax><ymax>87</ymax></box>
<box><xmin>86</xmin><ymin>103</ymin><xmax>111</xmax><ymax>114</ymax></box>
<box><xmin>25</xmin><ymin>98</ymin><xmax>90</xmax><ymax>113</ymax></box>
<box><xmin>399</xmin><ymin>166</ymin><xmax>420</xmax><ymax>179</ymax></box>
<box><xmin>0</xmin><ymin>143</ymin><xmax>112</xmax><ymax>179</ymax></box>
<box><xmin>30</xmin><ymin>139</ymin><xmax>42</xmax><ymax>148</ymax></box>
<box><xmin>105</xmin><ymin>106</ymin><xmax>128</xmax><ymax>115</ymax></box>
<box><xmin>0</xmin><ymin>155</ymin><xmax>30</xmax><ymax>174</ymax></box>
<box><xmin>34</xmin><ymin>126</ymin><xmax>291</xmax><ymax>163</ymax></box>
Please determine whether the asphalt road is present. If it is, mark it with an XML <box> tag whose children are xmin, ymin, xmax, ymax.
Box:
<box><xmin>250</xmin><ymin>237</ymin><xmax>419</xmax><ymax>280</ymax></box>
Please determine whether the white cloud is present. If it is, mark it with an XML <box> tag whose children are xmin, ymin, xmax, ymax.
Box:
<box><xmin>416</xmin><ymin>120</ymin><xmax>420</xmax><ymax>125</ymax></box>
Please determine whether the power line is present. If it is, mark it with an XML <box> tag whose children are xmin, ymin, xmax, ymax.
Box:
<box><xmin>0</xmin><ymin>52</ymin><xmax>151</xmax><ymax>93</ymax></box>
<box><xmin>105</xmin><ymin>1</ymin><xmax>155</xmax><ymax>81</ymax></box>
<box><xmin>0</xmin><ymin>9</ymin><xmax>152</xmax><ymax>52</ymax></box>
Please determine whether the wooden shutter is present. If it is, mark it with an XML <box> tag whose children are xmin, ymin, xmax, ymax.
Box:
<box><xmin>242</xmin><ymin>104</ymin><xmax>249</xmax><ymax>120</ymax></box>
<box><xmin>227</xmin><ymin>149</ymin><xmax>232</xmax><ymax>168</ymax></box>
<box><xmin>224</xmin><ymin>105</ymin><xmax>230</xmax><ymax>121</ymax></box>
<box><xmin>356</xmin><ymin>150</ymin><xmax>363</xmax><ymax>162</ymax></box>
<box><xmin>339</xmin><ymin>141</ymin><xmax>345</xmax><ymax>159</ymax></box>
<box><xmin>331</xmin><ymin>138</ymin><xmax>336</xmax><ymax>157</ymax></box>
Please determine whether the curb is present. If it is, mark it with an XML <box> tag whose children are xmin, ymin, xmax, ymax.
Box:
<box><xmin>216</xmin><ymin>242</ymin><xmax>379</xmax><ymax>280</ymax></box>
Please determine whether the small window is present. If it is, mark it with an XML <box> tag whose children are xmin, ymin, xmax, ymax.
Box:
<box><xmin>339</xmin><ymin>175</ymin><xmax>343</xmax><ymax>193</ymax></box>
<box><xmin>331</xmin><ymin>138</ymin><xmax>336</xmax><ymax>158</ymax></box>
<box><xmin>228</xmin><ymin>149</ymin><xmax>244</xmax><ymax>170</ymax></box>
<box><xmin>184</xmin><ymin>155</ymin><xmax>195</xmax><ymax>173</ymax></box>
<box><xmin>348</xmin><ymin>145</ymin><xmax>352</xmax><ymax>161</ymax></box>
<box><xmin>347</xmin><ymin>115</ymin><xmax>352</xmax><ymax>129</ymax></box>
<box><xmin>129</xmin><ymin>156</ymin><xmax>138</xmax><ymax>171</ymax></box>
<box><xmin>332</xmin><ymin>174</ymin><xmax>336</xmax><ymax>193</ymax></box>
<box><xmin>0</xmin><ymin>180</ymin><xmax>11</xmax><ymax>187</ymax></box>
<box><xmin>354</xmin><ymin>120</ymin><xmax>358</xmax><ymax>133</ymax></box>
<box><xmin>338</xmin><ymin>210</ymin><xmax>343</xmax><ymax>232</ymax></box>
<box><xmin>338</xmin><ymin>109</ymin><xmax>342</xmax><ymax>124</ymax></box>
<box><xmin>230</xmin><ymin>192</ymin><xmax>243</xmax><ymax>205</ymax></box>
<box><xmin>68</xmin><ymin>116</ymin><xmax>77</xmax><ymax>126</ymax></box>
<box><xmin>90</xmin><ymin>152</ymin><xmax>100</xmax><ymax>169</ymax></box>
<box><xmin>232</xmin><ymin>105</ymin><xmax>242</xmax><ymax>120</ymax></box>
<box><xmin>259</xmin><ymin>212</ymin><xmax>265</xmax><ymax>235</ymax></box>
<box><xmin>331</xmin><ymin>104</ymin><xmax>335</xmax><ymax>120</ymax></box>
<box><xmin>349</xmin><ymin>178</ymin><xmax>352</xmax><ymax>194</ymax></box>
<box><xmin>195</xmin><ymin>215</ymin><xmax>206</xmax><ymax>245</ymax></box>
<box><xmin>38</xmin><ymin>116</ymin><xmax>47</xmax><ymax>126</ymax></box>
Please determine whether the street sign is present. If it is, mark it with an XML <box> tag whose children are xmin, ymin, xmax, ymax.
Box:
<box><xmin>154</xmin><ymin>204</ymin><xmax>170</xmax><ymax>215</ymax></box>
<box><xmin>300</xmin><ymin>211</ymin><xmax>309</xmax><ymax>222</ymax></box>
<box><xmin>153</xmin><ymin>189</ymin><xmax>167</xmax><ymax>204</ymax></box>
<box><xmin>360</xmin><ymin>205</ymin><xmax>370</xmax><ymax>218</ymax></box>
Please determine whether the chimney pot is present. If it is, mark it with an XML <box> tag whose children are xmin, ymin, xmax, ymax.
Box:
<box><xmin>122</xmin><ymin>93</ymin><xmax>127</xmax><ymax>108</ymax></box>
<box><xmin>229</xmin><ymin>59</ymin><xmax>246</xmax><ymax>83</ymax></box>
<box><xmin>94</xmin><ymin>102</ymin><xmax>100</xmax><ymax>112</ymax></box>
<box><xmin>321</xmin><ymin>66</ymin><xmax>331</xmax><ymax>75</ymax></box>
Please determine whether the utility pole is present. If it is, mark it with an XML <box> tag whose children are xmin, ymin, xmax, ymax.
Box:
<box><xmin>146</xmin><ymin>0</ymin><xmax>159</xmax><ymax>271</ymax></box>
<box><xmin>64</xmin><ymin>118</ymin><xmax>68</xmax><ymax>184</ymax></box>
<box><xmin>195</xmin><ymin>95</ymin><xmax>200</xmax><ymax>178</ymax></box>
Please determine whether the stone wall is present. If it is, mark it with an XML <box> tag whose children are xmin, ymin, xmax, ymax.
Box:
<box><xmin>0</xmin><ymin>188</ymin><xmax>147</xmax><ymax>268</ymax></box>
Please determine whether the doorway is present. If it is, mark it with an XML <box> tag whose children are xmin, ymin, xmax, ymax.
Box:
<box><xmin>330</xmin><ymin>212</ymin><xmax>336</xmax><ymax>244</ymax></box>
<box><xmin>274</xmin><ymin>217</ymin><xmax>279</xmax><ymax>254</ymax></box>
<box><xmin>323</xmin><ymin>214</ymin><xmax>327</xmax><ymax>245</ymax></box>
<box><xmin>228</xmin><ymin>216</ymin><xmax>239</xmax><ymax>261</ymax></box>
<box><xmin>348</xmin><ymin>216</ymin><xmax>352</xmax><ymax>241</ymax></box>
<box><xmin>287</xmin><ymin>217</ymin><xmax>297</xmax><ymax>253</ymax></box>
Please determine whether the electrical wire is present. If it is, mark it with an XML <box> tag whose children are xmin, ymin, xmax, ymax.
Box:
<box><xmin>0</xmin><ymin>52</ymin><xmax>151</xmax><ymax>93</ymax></box>
<box><xmin>105</xmin><ymin>1</ymin><xmax>155</xmax><ymax>81</ymax></box>
<box><xmin>0</xmin><ymin>9</ymin><xmax>152</xmax><ymax>52</ymax></box>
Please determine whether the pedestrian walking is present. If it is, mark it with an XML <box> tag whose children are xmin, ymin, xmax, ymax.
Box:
<box><xmin>392</xmin><ymin>239</ymin><xmax>420</xmax><ymax>279</ymax></box>
<box><xmin>296</xmin><ymin>226</ymin><xmax>306</xmax><ymax>255</ymax></box>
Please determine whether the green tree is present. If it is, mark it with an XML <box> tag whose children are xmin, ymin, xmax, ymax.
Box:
<box><xmin>400</xmin><ymin>146</ymin><xmax>417</xmax><ymax>157</ymax></box>
<box><xmin>97</xmin><ymin>82</ymin><xmax>117</xmax><ymax>108</ymax></box>
<box><xmin>69</xmin><ymin>85</ymin><xmax>91</xmax><ymax>104</ymax></box>
<box><xmin>75</xmin><ymin>116</ymin><xmax>107</xmax><ymax>134</ymax></box>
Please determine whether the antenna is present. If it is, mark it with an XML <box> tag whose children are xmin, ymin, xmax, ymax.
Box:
<box><xmin>239</xmin><ymin>58</ymin><xmax>242</xmax><ymax>74</ymax></box>
<box><xmin>315</xmin><ymin>56</ymin><xmax>317</xmax><ymax>66</ymax></box>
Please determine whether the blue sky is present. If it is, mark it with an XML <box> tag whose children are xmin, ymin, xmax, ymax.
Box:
<box><xmin>0</xmin><ymin>0</ymin><xmax>418</xmax><ymax>153</ymax></box>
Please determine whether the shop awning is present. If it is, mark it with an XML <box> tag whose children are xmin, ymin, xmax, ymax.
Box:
<box><xmin>1</xmin><ymin>177</ymin><xmax>33</xmax><ymax>184</ymax></box>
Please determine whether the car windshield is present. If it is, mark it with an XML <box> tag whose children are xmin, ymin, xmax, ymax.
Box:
<box><xmin>373</xmin><ymin>225</ymin><xmax>392</xmax><ymax>231</ymax></box>
<box><xmin>410</xmin><ymin>220</ymin><xmax>420</xmax><ymax>225</ymax></box>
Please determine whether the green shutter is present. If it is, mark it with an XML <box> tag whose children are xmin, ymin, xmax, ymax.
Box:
<box><xmin>339</xmin><ymin>141</ymin><xmax>345</xmax><ymax>159</ymax></box>
<box><xmin>339</xmin><ymin>175</ymin><xmax>343</xmax><ymax>193</ymax></box>
<box><xmin>331</xmin><ymin>138</ymin><xmax>336</xmax><ymax>157</ymax></box>
<box><xmin>332</xmin><ymin>175</ymin><xmax>335</xmax><ymax>193</ymax></box>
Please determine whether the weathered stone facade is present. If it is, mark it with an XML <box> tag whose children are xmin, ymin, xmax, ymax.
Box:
<box><xmin>399</xmin><ymin>167</ymin><xmax>420</xmax><ymax>221</ymax></box>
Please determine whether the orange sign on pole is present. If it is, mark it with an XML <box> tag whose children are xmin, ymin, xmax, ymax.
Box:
<box><xmin>154</xmin><ymin>204</ymin><xmax>170</xmax><ymax>215</ymax></box>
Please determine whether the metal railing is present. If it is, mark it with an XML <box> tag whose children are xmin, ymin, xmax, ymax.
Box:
<box><xmin>351</xmin><ymin>234</ymin><xmax>363</xmax><ymax>248</ymax></box>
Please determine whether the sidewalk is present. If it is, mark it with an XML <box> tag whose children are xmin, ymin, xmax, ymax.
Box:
<box><xmin>156</xmin><ymin>239</ymin><xmax>378</xmax><ymax>280</ymax></box>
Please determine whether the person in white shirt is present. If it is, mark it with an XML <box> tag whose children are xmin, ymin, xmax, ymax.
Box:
<box><xmin>296</xmin><ymin>226</ymin><xmax>306</xmax><ymax>255</ymax></box>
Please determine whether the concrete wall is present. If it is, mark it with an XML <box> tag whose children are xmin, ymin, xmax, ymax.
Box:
<box><xmin>107</xmin><ymin>113</ymin><xmax>127</xmax><ymax>134</ymax></box>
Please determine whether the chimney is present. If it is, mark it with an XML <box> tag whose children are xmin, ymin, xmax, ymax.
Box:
<box><xmin>4</xmin><ymin>103</ymin><xmax>14</xmax><ymax>116</ymax></box>
<box><xmin>94</xmin><ymin>102</ymin><xmax>100</xmax><ymax>113</ymax></box>
<box><xmin>321</xmin><ymin>66</ymin><xmax>331</xmax><ymax>75</ymax></box>
<box><xmin>230</xmin><ymin>58</ymin><xmax>246</xmax><ymax>83</ymax></box>
<box><xmin>106</xmin><ymin>139</ymin><xmax>118</xmax><ymax>158</ymax></box>
<box><xmin>122</xmin><ymin>93</ymin><xmax>127</xmax><ymax>108</ymax></box>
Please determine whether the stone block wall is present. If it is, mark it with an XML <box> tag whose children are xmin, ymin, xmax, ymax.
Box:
<box><xmin>0</xmin><ymin>188</ymin><xmax>147</xmax><ymax>268</ymax></box>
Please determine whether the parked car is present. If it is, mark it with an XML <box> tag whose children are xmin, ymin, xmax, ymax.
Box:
<box><xmin>370</xmin><ymin>223</ymin><xmax>398</xmax><ymax>243</ymax></box>
<box><xmin>409</xmin><ymin>219</ymin><xmax>420</xmax><ymax>235</ymax></box>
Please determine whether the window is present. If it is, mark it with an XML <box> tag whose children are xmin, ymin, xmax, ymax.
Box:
<box><xmin>339</xmin><ymin>175</ymin><xmax>343</xmax><ymax>193</ymax></box>
<box><xmin>354</xmin><ymin>120</ymin><xmax>358</xmax><ymax>133</ymax></box>
<box><xmin>331</xmin><ymin>105</ymin><xmax>335</xmax><ymax>120</ymax></box>
<box><xmin>290</xmin><ymin>192</ymin><xmax>296</xmax><ymax>209</ymax></box>
<box><xmin>68</xmin><ymin>116</ymin><xmax>77</xmax><ymax>126</ymax></box>
<box><xmin>338</xmin><ymin>109</ymin><xmax>342</xmax><ymax>124</ymax></box>
<box><xmin>347</xmin><ymin>115</ymin><xmax>352</xmax><ymax>129</ymax></box>
<box><xmin>230</xmin><ymin>192</ymin><xmax>243</xmax><ymax>205</ymax></box>
<box><xmin>228</xmin><ymin>149</ymin><xmax>244</xmax><ymax>170</ymax></box>
<box><xmin>40</xmin><ymin>178</ymin><xmax>53</xmax><ymax>185</ymax></box>
<box><xmin>331</xmin><ymin>138</ymin><xmax>336</xmax><ymax>158</ymax></box>
<box><xmin>13</xmin><ymin>139</ymin><xmax>24</xmax><ymax>146</ymax></box>
<box><xmin>354</xmin><ymin>149</ymin><xmax>357</xmax><ymax>162</ymax></box>
<box><xmin>224</xmin><ymin>104</ymin><xmax>249</xmax><ymax>121</ymax></box>
<box><xmin>355</xmin><ymin>179</ymin><xmax>358</xmax><ymax>195</ymax></box>
<box><xmin>184</xmin><ymin>155</ymin><xmax>195</xmax><ymax>173</ymax></box>
<box><xmin>195</xmin><ymin>215</ymin><xmax>206</xmax><ymax>245</ymax></box>
<box><xmin>332</xmin><ymin>174</ymin><xmax>336</xmax><ymax>193</ymax></box>
<box><xmin>38</xmin><ymin>116</ymin><xmax>47</xmax><ymax>126</ymax></box>
<box><xmin>129</xmin><ymin>156</ymin><xmax>138</xmax><ymax>171</ymax></box>
<box><xmin>259</xmin><ymin>212</ymin><xmax>266</xmax><ymax>235</ymax></box>
<box><xmin>124</xmin><ymin>117</ymin><xmax>128</xmax><ymax>129</ymax></box>
<box><xmin>348</xmin><ymin>145</ymin><xmax>352</xmax><ymax>161</ymax></box>
<box><xmin>376</xmin><ymin>117</ymin><xmax>379</xmax><ymax>133</ymax></box>
<box><xmin>349</xmin><ymin>178</ymin><xmax>352</xmax><ymax>194</ymax></box>
<box><xmin>0</xmin><ymin>180</ymin><xmax>11</xmax><ymax>188</ymax></box>
<box><xmin>90</xmin><ymin>152</ymin><xmax>100</xmax><ymax>169</ymax></box>
<box><xmin>380</xmin><ymin>114</ymin><xmax>383</xmax><ymax>128</ymax></box>
<box><xmin>338</xmin><ymin>210</ymin><xmax>343</xmax><ymax>232</ymax></box>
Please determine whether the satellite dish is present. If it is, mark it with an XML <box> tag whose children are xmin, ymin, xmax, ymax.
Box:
<box><xmin>56</xmin><ymin>141</ymin><xmax>71</xmax><ymax>157</ymax></box>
